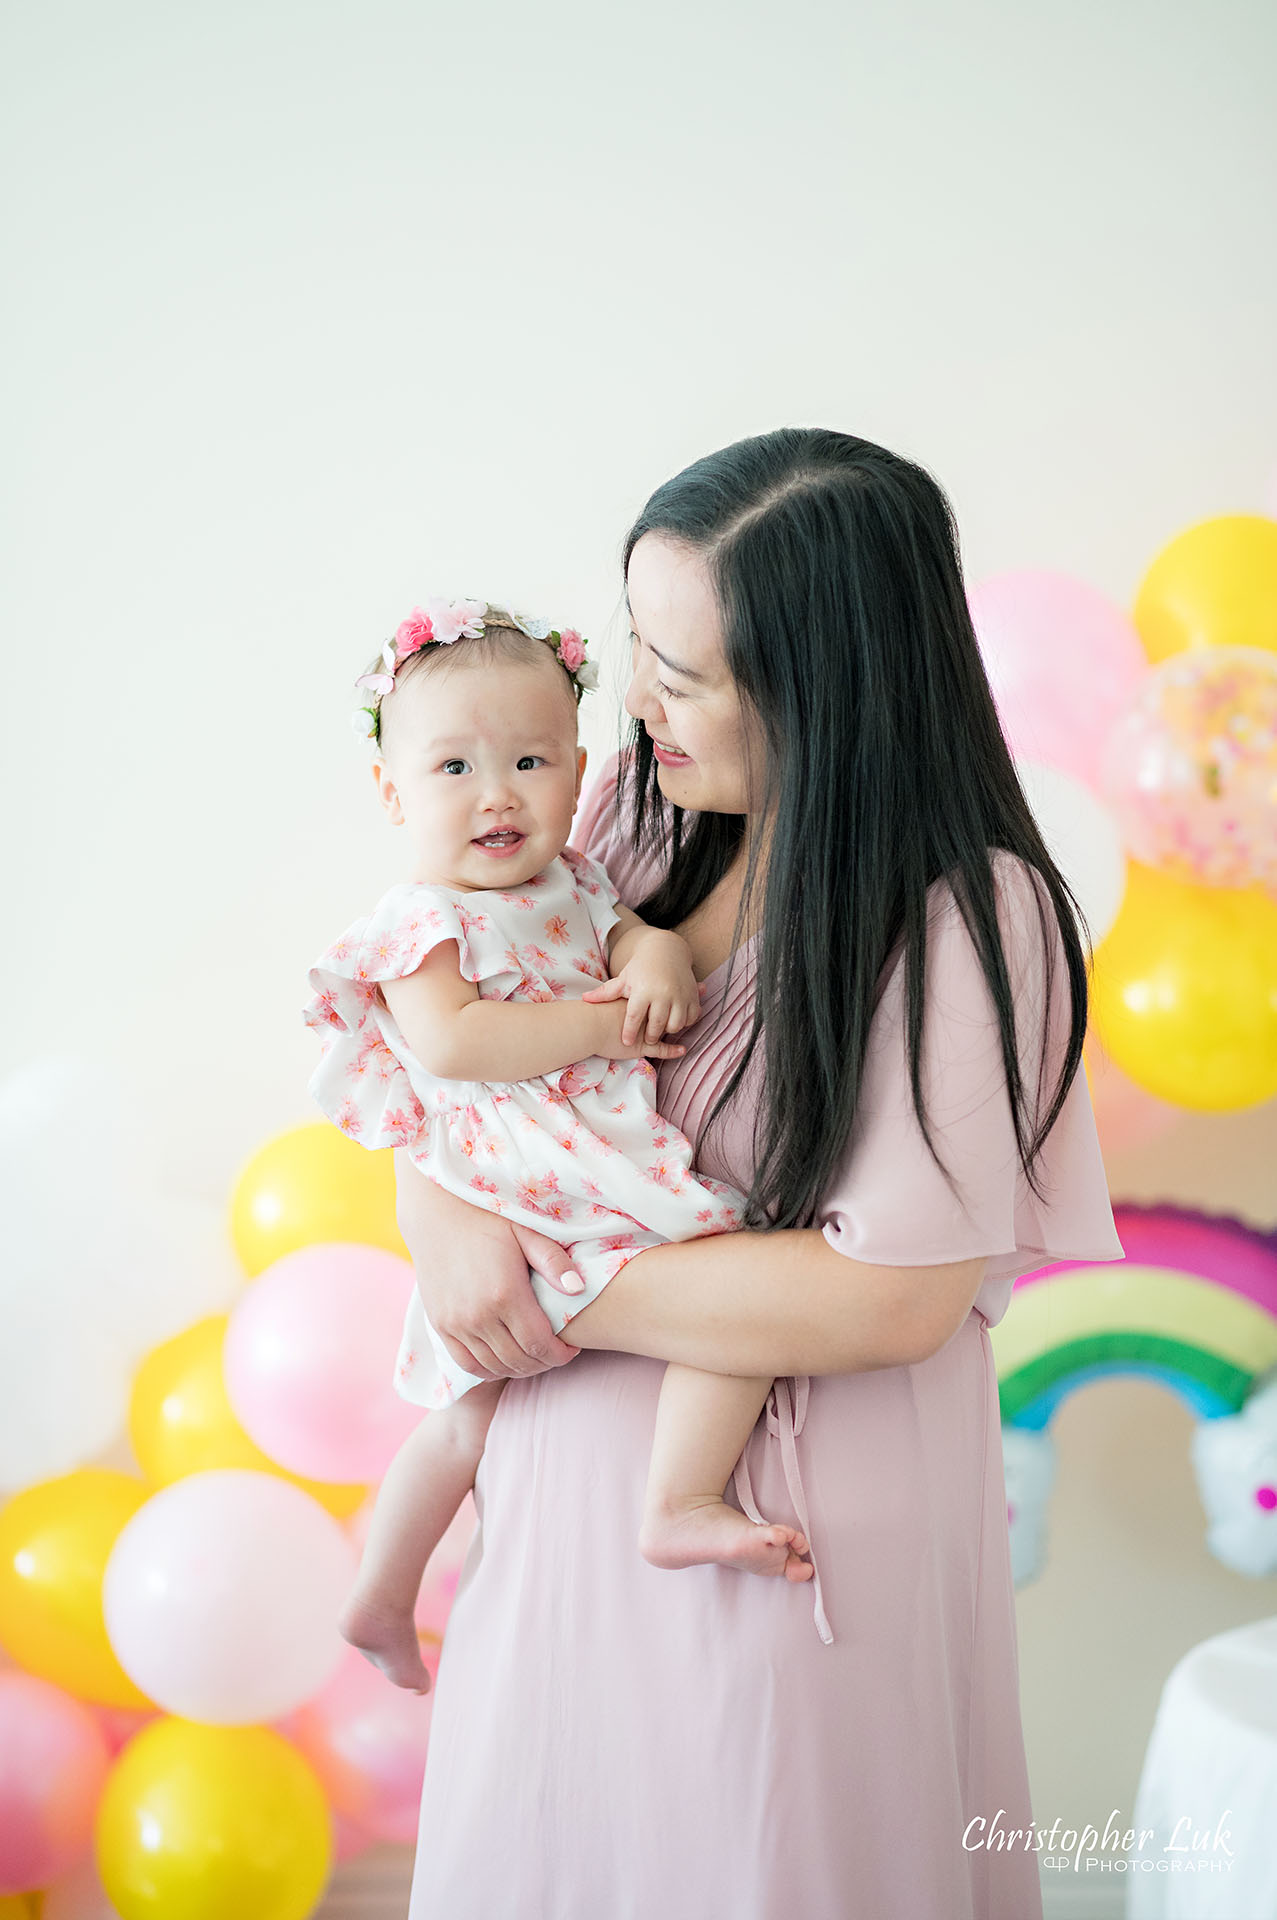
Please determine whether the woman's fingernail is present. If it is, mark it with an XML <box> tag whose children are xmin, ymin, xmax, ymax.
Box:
<box><xmin>562</xmin><ymin>1269</ymin><xmax>586</xmax><ymax>1293</ymax></box>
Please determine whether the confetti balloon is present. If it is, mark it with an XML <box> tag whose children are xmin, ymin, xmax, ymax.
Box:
<box><xmin>1100</xmin><ymin>647</ymin><xmax>1277</xmax><ymax>889</ymax></box>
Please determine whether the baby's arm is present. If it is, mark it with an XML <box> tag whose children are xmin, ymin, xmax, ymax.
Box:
<box><xmin>379</xmin><ymin>938</ymin><xmax>686</xmax><ymax>1082</ymax></box>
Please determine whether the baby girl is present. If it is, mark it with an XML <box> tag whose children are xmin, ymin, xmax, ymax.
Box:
<box><xmin>303</xmin><ymin>598</ymin><xmax>814</xmax><ymax>1693</ymax></box>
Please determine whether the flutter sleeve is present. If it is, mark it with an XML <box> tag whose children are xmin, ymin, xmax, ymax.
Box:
<box><xmin>559</xmin><ymin>843</ymin><xmax>623</xmax><ymax>954</ymax></box>
<box><xmin>817</xmin><ymin>850</ymin><xmax>1124</xmax><ymax>1328</ymax></box>
<box><xmin>301</xmin><ymin>883</ymin><xmax>521</xmax><ymax>1150</ymax></box>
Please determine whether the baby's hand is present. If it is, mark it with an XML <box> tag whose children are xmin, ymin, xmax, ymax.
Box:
<box><xmin>590</xmin><ymin>997</ymin><xmax>689</xmax><ymax>1062</ymax></box>
<box><xmin>582</xmin><ymin>930</ymin><xmax>706</xmax><ymax>1049</ymax></box>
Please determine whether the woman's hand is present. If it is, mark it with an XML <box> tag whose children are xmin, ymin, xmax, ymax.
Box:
<box><xmin>394</xmin><ymin>1148</ymin><xmax>584</xmax><ymax>1380</ymax></box>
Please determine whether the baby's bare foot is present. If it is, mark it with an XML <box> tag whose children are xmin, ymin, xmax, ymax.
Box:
<box><xmin>338</xmin><ymin>1590</ymin><xmax>433</xmax><ymax>1694</ymax></box>
<box><xmin>639</xmin><ymin>1495</ymin><xmax>815</xmax><ymax>1583</ymax></box>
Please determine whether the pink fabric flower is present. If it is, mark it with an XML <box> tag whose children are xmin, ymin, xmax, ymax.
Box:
<box><xmin>423</xmin><ymin>597</ymin><xmax>488</xmax><ymax>646</ymax></box>
<box><xmin>557</xmin><ymin>629</ymin><xmax>586</xmax><ymax>672</ymax></box>
<box><xmin>394</xmin><ymin>607</ymin><xmax>436</xmax><ymax>658</ymax></box>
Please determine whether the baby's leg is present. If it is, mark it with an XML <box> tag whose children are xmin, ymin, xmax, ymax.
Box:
<box><xmin>638</xmin><ymin>1366</ymin><xmax>815</xmax><ymax>1585</ymax></box>
<box><xmin>338</xmin><ymin>1378</ymin><xmax>505</xmax><ymax>1692</ymax></box>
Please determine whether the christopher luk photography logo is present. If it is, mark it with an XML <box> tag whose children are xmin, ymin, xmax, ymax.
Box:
<box><xmin>963</xmin><ymin>1807</ymin><xmax>1237</xmax><ymax>1878</ymax></box>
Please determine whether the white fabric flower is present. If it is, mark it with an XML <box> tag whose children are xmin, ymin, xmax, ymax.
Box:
<box><xmin>508</xmin><ymin>611</ymin><xmax>553</xmax><ymax>641</ymax></box>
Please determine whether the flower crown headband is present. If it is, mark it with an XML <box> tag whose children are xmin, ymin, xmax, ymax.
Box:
<box><xmin>352</xmin><ymin>597</ymin><xmax>599</xmax><ymax>747</ymax></box>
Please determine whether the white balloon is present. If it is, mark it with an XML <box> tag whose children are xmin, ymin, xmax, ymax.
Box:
<box><xmin>1002</xmin><ymin>1426</ymin><xmax>1057</xmax><ymax>1589</ymax></box>
<box><xmin>1014</xmin><ymin>759</ymin><xmax>1126</xmax><ymax>945</ymax></box>
<box><xmin>0</xmin><ymin>1053</ymin><xmax>242</xmax><ymax>1491</ymax></box>
<box><xmin>1191</xmin><ymin>1373</ymin><xmax>1277</xmax><ymax>1580</ymax></box>
<box><xmin>103</xmin><ymin>1469</ymin><xmax>355</xmax><ymax>1724</ymax></box>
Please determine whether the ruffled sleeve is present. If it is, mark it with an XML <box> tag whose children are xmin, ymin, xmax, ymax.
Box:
<box><xmin>558</xmin><ymin>844</ymin><xmax>623</xmax><ymax>955</ymax></box>
<box><xmin>301</xmin><ymin>883</ymin><xmax>522</xmax><ymax>1150</ymax></box>
<box><xmin>817</xmin><ymin>850</ymin><xmax>1125</xmax><ymax>1329</ymax></box>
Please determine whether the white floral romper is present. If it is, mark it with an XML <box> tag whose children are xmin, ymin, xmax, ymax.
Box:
<box><xmin>302</xmin><ymin>846</ymin><xmax>746</xmax><ymax>1410</ymax></box>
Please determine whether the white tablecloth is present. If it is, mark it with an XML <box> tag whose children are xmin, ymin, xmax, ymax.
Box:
<box><xmin>1128</xmin><ymin>1616</ymin><xmax>1277</xmax><ymax>1918</ymax></box>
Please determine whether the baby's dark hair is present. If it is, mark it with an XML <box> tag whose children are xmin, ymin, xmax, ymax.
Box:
<box><xmin>361</xmin><ymin>606</ymin><xmax>582</xmax><ymax>755</ymax></box>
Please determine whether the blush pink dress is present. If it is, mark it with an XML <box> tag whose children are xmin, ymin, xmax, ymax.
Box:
<box><xmin>406</xmin><ymin>750</ymin><xmax>1125</xmax><ymax>1920</ymax></box>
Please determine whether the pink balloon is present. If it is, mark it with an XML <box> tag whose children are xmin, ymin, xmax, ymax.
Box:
<box><xmin>1083</xmin><ymin>1037</ymin><xmax>1184</xmax><ymax>1155</ymax></box>
<box><xmin>38</xmin><ymin>1850</ymin><xmax>126</xmax><ymax>1919</ymax></box>
<box><xmin>88</xmin><ymin>1703</ymin><xmax>158</xmax><ymax>1756</ymax></box>
<box><xmin>968</xmin><ymin>571</ymin><xmax>1148</xmax><ymax>790</ymax></box>
<box><xmin>346</xmin><ymin>1490</ymin><xmax>477</xmax><ymax>1607</ymax></box>
<box><xmin>287</xmin><ymin>1646</ymin><xmax>433</xmax><ymax>1845</ymax></box>
<box><xmin>0</xmin><ymin>1672</ymin><xmax>110</xmax><ymax>1896</ymax></box>
<box><xmin>224</xmin><ymin>1245</ymin><xmax>422</xmax><ymax>1482</ymax></box>
<box><xmin>102</xmin><ymin>1470</ymin><xmax>355</xmax><ymax>1724</ymax></box>
<box><xmin>331</xmin><ymin>1808</ymin><xmax>379</xmax><ymax>1864</ymax></box>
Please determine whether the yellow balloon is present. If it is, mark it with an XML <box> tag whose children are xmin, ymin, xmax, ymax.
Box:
<box><xmin>1091</xmin><ymin>861</ymin><xmax>1277</xmax><ymax>1110</ymax></box>
<box><xmin>0</xmin><ymin>1470</ymin><xmax>153</xmax><ymax>1709</ymax></box>
<box><xmin>1134</xmin><ymin>514</ymin><xmax>1277</xmax><ymax>663</ymax></box>
<box><xmin>0</xmin><ymin>1897</ymin><xmax>33</xmax><ymax>1917</ymax></box>
<box><xmin>128</xmin><ymin>1317</ymin><xmax>365</xmax><ymax>1520</ymax></box>
<box><xmin>229</xmin><ymin>1123</ymin><xmax>403</xmax><ymax>1276</ymax></box>
<box><xmin>96</xmin><ymin>1718</ymin><xmax>332</xmax><ymax>1920</ymax></box>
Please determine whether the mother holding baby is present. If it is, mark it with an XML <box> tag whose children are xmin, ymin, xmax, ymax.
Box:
<box><xmin>398</xmin><ymin>427</ymin><xmax>1122</xmax><ymax>1919</ymax></box>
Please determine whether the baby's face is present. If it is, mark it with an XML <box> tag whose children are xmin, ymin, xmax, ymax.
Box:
<box><xmin>372</xmin><ymin>655</ymin><xmax>588</xmax><ymax>890</ymax></box>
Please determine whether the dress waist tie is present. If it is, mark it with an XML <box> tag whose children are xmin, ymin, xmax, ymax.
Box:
<box><xmin>732</xmin><ymin>1374</ymin><xmax>834</xmax><ymax>1646</ymax></box>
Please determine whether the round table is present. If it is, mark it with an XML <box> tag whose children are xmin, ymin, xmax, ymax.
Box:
<box><xmin>1128</xmin><ymin>1616</ymin><xmax>1277</xmax><ymax>1918</ymax></box>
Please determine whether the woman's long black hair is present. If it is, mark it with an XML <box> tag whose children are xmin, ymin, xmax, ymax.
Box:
<box><xmin>617</xmin><ymin>427</ymin><xmax>1092</xmax><ymax>1234</ymax></box>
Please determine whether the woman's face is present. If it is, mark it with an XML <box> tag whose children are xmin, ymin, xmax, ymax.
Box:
<box><xmin>624</xmin><ymin>533</ymin><xmax>764</xmax><ymax>819</ymax></box>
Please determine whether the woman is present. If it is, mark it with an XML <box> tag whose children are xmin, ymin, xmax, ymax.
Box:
<box><xmin>397</xmin><ymin>428</ymin><xmax>1123</xmax><ymax>1919</ymax></box>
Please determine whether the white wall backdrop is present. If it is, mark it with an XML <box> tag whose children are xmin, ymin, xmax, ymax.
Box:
<box><xmin>3</xmin><ymin>0</ymin><xmax>1275</xmax><ymax>1881</ymax></box>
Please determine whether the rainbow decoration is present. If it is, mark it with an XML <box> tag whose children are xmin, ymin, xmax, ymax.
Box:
<box><xmin>992</xmin><ymin>1204</ymin><xmax>1277</xmax><ymax>1430</ymax></box>
<box><xmin>991</xmin><ymin>1204</ymin><xmax>1277</xmax><ymax>1584</ymax></box>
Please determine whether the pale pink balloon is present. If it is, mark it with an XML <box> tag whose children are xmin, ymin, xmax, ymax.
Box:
<box><xmin>224</xmin><ymin>1244</ymin><xmax>422</xmax><ymax>1482</ymax></box>
<box><xmin>287</xmin><ymin>1645</ymin><xmax>433</xmax><ymax>1845</ymax></box>
<box><xmin>38</xmin><ymin>1850</ymin><xmax>126</xmax><ymax>1919</ymax></box>
<box><xmin>346</xmin><ymin>1489</ymin><xmax>477</xmax><ymax>1603</ymax></box>
<box><xmin>102</xmin><ymin>1469</ymin><xmax>355</xmax><ymax>1724</ymax></box>
<box><xmin>1083</xmin><ymin>1036</ymin><xmax>1184</xmax><ymax>1155</ymax></box>
<box><xmin>331</xmin><ymin>1808</ymin><xmax>379</xmax><ymax>1863</ymax></box>
<box><xmin>968</xmin><ymin>571</ymin><xmax>1148</xmax><ymax>790</ymax></box>
<box><xmin>88</xmin><ymin>1703</ymin><xmax>158</xmax><ymax>1756</ymax></box>
<box><xmin>0</xmin><ymin>1672</ymin><xmax>110</xmax><ymax>1896</ymax></box>
<box><xmin>413</xmin><ymin>1567</ymin><xmax>458</xmax><ymax>1644</ymax></box>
